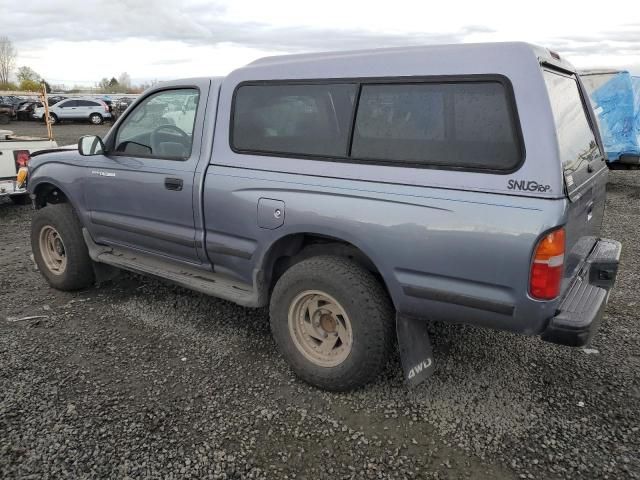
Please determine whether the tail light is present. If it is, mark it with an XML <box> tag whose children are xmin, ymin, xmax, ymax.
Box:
<box><xmin>14</xmin><ymin>150</ymin><xmax>30</xmax><ymax>188</ymax></box>
<box><xmin>530</xmin><ymin>227</ymin><xmax>565</xmax><ymax>300</ymax></box>
<box><xmin>103</xmin><ymin>102</ymin><xmax>109</xmax><ymax>113</ymax></box>
<box><xmin>13</xmin><ymin>150</ymin><xmax>30</xmax><ymax>169</ymax></box>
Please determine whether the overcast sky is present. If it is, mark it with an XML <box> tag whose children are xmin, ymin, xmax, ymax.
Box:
<box><xmin>2</xmin><ymin>0</ymin><xmax>639</xmax><ymax>87</ymax></box>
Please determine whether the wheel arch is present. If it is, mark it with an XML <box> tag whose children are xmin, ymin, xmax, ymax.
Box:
<box><xmin>31</xmin><ymin>180</ymin><xmax>82</xmax><ymax>217</ymax></box>
<box><xmin>260</xmin><ymin>231</ymin><xmax>398</xmax><ymax>309</ymax></box>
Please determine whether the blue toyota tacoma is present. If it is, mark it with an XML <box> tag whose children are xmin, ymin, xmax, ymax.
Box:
<box><xmin>26</xmin><ymin>43</ymin><xmax>621</xmax><ymax>390</ymax></box>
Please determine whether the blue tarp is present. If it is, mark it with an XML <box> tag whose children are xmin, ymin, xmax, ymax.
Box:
<box><xmin>589</xmin><ymin>72</ymin><xmax>640</xmax><ymax>162</ymax></box>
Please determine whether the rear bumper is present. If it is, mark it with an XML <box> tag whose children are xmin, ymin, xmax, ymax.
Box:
<box><xmin>541</xmin><ymin>238</ymin><xmax>622</xmax><ymax>347</ymax></box>
<box><xmin>0</xmin><ymin>180</ymin><xmax>26</xmax><ymax>197</ymax></box>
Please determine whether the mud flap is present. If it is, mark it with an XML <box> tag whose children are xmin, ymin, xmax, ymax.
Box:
<box><xmin>396</xmin><ymin>314</ymin><xmax>435</xmax><ymax>387</ymax></box>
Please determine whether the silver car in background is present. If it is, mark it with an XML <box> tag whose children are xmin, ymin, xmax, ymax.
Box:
<box><xmin>33</xmin><ymin>97</ymin><xmax>111</xmax><ymax>125</ymax></box>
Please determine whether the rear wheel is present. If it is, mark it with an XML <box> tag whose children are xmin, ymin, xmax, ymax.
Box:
<box><xmin>46</xmin><ymin>113</ymin><xmax>58</xmax><ymax>125</ymax></box>
<box><xmin>89</xmin><ymin>113</ymin><xmax>103</xmax><ymax>125</ymax></box>
<box><xmin>31</xmin><ymin>204</ymin><xmax>95</xmax><ymax>290</ymax></box>
<box><xmin>270</xmin><ymin>255</ymin><xmax>394</xmax><ymax>391</ymax></box>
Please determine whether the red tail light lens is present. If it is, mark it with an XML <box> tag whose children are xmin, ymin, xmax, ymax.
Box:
<box><xmin>530</xmin><ymin>228</ymin><xmax>565</xmax><ymax>300</ymax></box>
<box><xmin>13</xmin><ymin>150</ymin><xmax>30</xmax><ymax>169</ymax></box>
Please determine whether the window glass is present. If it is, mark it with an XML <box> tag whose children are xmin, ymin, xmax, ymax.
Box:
<box><xmin>115</xmin><ymin>89</ymin><xmax>199</xmax><ymax>159</ymax></box>
<box><xmin>77</xmin><ymin>100</ymin><xmax>100</xmax><ymax>107</ymax></box>
<box><xmin>351</xmin><ymin>82</ymin><xmax>521</xmax><ymax>170</ymax></box>
<box><xmin>233</xmin><ymin>84</ymin><xmax>356</xmax><ymax>157</ymax></box>
<box><xmin>543</xmin><ymin>71</ymin><xmax>600</xmax><ymax>173</ymax></box>
<box><xmin>57</xmin><ymin>100</ymin><xmax>76</xmax><ymax>108</ymax></box>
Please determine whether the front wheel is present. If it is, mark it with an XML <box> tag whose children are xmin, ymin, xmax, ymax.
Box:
<box><xmin>270</xmin><ymin>255</ymin><xmax>394</xmax><ymax>391</ymax></box>
<box><xmin>46</xmin><ymin>113</ymin><xmax>58</xmax><ymax>125</ymax></box>
<box><xmin>31</xmin><ymin>204</ymin><xmax>95</xmax><ymax>290</ymax></box>
<box><xmin>89</xmin><ymin>113</ymin><xmax>103</xmax><ymax>125</ymax></box>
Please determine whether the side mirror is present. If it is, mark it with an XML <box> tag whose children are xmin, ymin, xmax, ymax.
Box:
<box><xmin>78</xmin><ymin>135</ymin><xmax>106</xmax><ymax>156</ymax></box>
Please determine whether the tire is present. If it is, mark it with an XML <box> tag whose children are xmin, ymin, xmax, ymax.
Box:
<box><xmin>10</xmin><ymin>194</ymin><xmax>30</xmax><ymax>205</ymax></box>
<box><xmin>46</xmin><ymin>113</ymin><xmax>58</xmax><ymax>125</ymax></box>
<box><xmin>89</xmin><ymin>113</ymin><xmax>103</xmax><ymax>125</ymax></box>
<box><xmin>31</xmin><ymin>203</ymin><xmax>95</xmax><ymax>291</ymax></box>
<box><xmin>0</xmin><ymin>114</ymin><xmax>9</xmax><ymax>125</ymax></box>
<box><xmin>270</xmin><ymin>255</ymin><xmax>394</xmax><ymax>391</ymax></box>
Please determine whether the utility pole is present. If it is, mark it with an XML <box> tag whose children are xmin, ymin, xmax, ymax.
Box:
<box><xmin>40</xmin><ymin>81</ymin><xmax>53</xmax><ymax>141</ymax></box>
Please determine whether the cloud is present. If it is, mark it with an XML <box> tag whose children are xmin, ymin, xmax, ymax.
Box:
<box><xmin>2</xmin><ymin>0</ymin><xmax>639</xmax><ymax>84</ymax></box>
<box><xmin>3</xmin><ymin>0</ymin><xmax>489</xmax><ymax>52</ymax></box>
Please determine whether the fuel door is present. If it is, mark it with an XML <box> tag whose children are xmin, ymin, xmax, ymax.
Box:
<box><xmin>258</xmin><ymin>198</ymin><xmax>285</xmax><ymax>229</ymax></box>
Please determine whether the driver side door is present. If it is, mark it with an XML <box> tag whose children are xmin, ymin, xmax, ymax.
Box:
<box><xmin>84</xmin><ymin>83</ymin><xmax>209</xmax><ymax>264</ymax></box>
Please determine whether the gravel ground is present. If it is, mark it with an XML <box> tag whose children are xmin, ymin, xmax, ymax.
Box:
<box><xmin>6</xmin><ymin>121</ymin><xmax>111</xmax><ymax>146</ymax></box>
<box><xmin>0</xmin><ymin>126</ymin><xmax>638</xmax><ymax>479</ymax></box>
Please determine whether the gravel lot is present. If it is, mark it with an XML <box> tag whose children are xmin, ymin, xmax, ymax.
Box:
<box><xmin>6</xmin><ymin>121</ymin><xmax>111</xmax><ymax>147</ymax></box>
<box><xmin>1</xmin><ymin>124</ymin><xmax>639</xmax><ymax>479</ymax></box>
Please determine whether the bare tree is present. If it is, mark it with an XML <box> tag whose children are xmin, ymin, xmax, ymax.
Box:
<box><xmin>118</xmin><ymin>72</ymin><xmax>131</xmax><ymax>90</ymax></box>
<box><xmin>17</xmin><ymin>65</ymin><xmax>40</xmax><ymax>83</ymax></box>
<box><xmin>0</xmin><ymin>36</ymin><xmax>17</xmax><ymax>85</ymax></box>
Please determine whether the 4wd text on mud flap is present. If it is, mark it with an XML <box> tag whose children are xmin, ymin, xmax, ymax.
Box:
<box><xmin>508</xmin><ymin>180</ymin><xmax>551</xmax><ymax>192</ymax></box>
<box><xmin>407</xmin><ymin>358</ymin><xmax>432</xmax><ymax>379</ymax></box>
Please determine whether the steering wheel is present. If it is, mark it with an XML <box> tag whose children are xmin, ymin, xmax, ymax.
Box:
<box><xmin>149</xmin><ymin>124</ymin><xmax>189</xmax><ymax>155</ymax></box>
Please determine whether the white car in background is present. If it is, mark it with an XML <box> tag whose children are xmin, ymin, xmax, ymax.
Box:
<box><xmin>33</xmin><ymin>97</ymin><xmax>111</xmax><ymax>125</ymax></box>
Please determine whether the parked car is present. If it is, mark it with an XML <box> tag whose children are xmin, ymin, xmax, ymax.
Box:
<box><xmin>116</xmin><ymin>97</ymin><xmax>134</xmax><ymax>109</ymax></box>
<box><xmin>16</xmin><ymin>101</ymin><xmax>42</xmax><ymax>121</ymax></box>
<box><xmin>48</xmin><ymin>95</ymin><xmax>67</xmax><ymax>106</ymax></box>
<box><xmin>581</xmin><ymin>69</ymin><xmax>640</xmax><ymax>168</ymax></box>
<box><xmin>101</xmin><ymin>98</ymin><xmax>114</xmax><ymax>115</ymax></box>
<box><xmin>112</xmin><ymin>97</ymin><xmax>135</xmax><ymax>120</ymax></box>
<box><xmin>0</xmin><ymin>104</ymin><xmax>15</xmax><ymax>124</ymax></box>
<box><xmin>33</xmin><ymin>97</ymin><xmax>111</xmax><ymax>125</ymax></box>
<box><xmin>0</xmin><ymin>95</ymin><xmax>24</xmax><ymax>108</ymax></box>
<box><xmin>25</xmin><ymin>43</ymin><xmax>621</xmax><ymax>391</ymax></box>
<box><xmin>0</xmin><ymin>129</ymin><xmax>57</xmax><ymax>203</ymax></box>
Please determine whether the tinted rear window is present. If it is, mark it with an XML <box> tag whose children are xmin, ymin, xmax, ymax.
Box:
<box><xmin>352</xmin><ymin>82</ymin><xmax>521</xmax><ymax>169</ymax></box>
<box><xmin>233</xmin><ymin>84</ymin><xmax>356</xmax><ymax>157</ymax></box>
<box><xmin>231</xmin><ymin>79</ymin><xmax>522</xmax><ymax>171</ymax></box>
<box><xmin>543</xmin><ymin>71</ymin><xmax>600</xmax><ymax>172</ymax></box>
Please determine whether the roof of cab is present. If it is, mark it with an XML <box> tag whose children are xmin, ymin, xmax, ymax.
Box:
<box><xmin>229</xmin><ymin>42</ymin><xmax>576</xmax><ymax>79</ymax></box>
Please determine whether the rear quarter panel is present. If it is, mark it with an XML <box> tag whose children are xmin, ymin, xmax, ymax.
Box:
<box><xmin>203</xmin><ymin>167</ymin><xmax>566</xmax><ymax>334</ymax></box>
<box><xmin>202</xmin><ymin>44</ymin><xmax>577</xmax><ymax>334</ymax></box>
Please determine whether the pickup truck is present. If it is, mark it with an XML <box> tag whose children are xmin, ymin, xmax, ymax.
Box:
<box><xmin>26</xmin><ymin>43</ymin><xmax>621</xmax><ymax>391</ymax></box>
<box><xmin>0</xmin><ymin>129</ymin><xmax>57</xmax><ymax>204</ymax></box>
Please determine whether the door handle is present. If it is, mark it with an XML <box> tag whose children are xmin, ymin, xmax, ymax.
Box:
<box><xmin>164</xmin><ymin>177</ymin><xmax>183</xmax><ymax>191</ymax></box>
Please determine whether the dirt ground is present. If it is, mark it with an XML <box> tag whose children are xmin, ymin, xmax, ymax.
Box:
<box><xmin>0</xmin><ymin>124</ymin><xmax>638</xmax><ymax>479</ymax></box>
<box><xmin>6</xmin><ymin>120</ymin><xmax>111</xmax><ymax>147</ymax></box>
